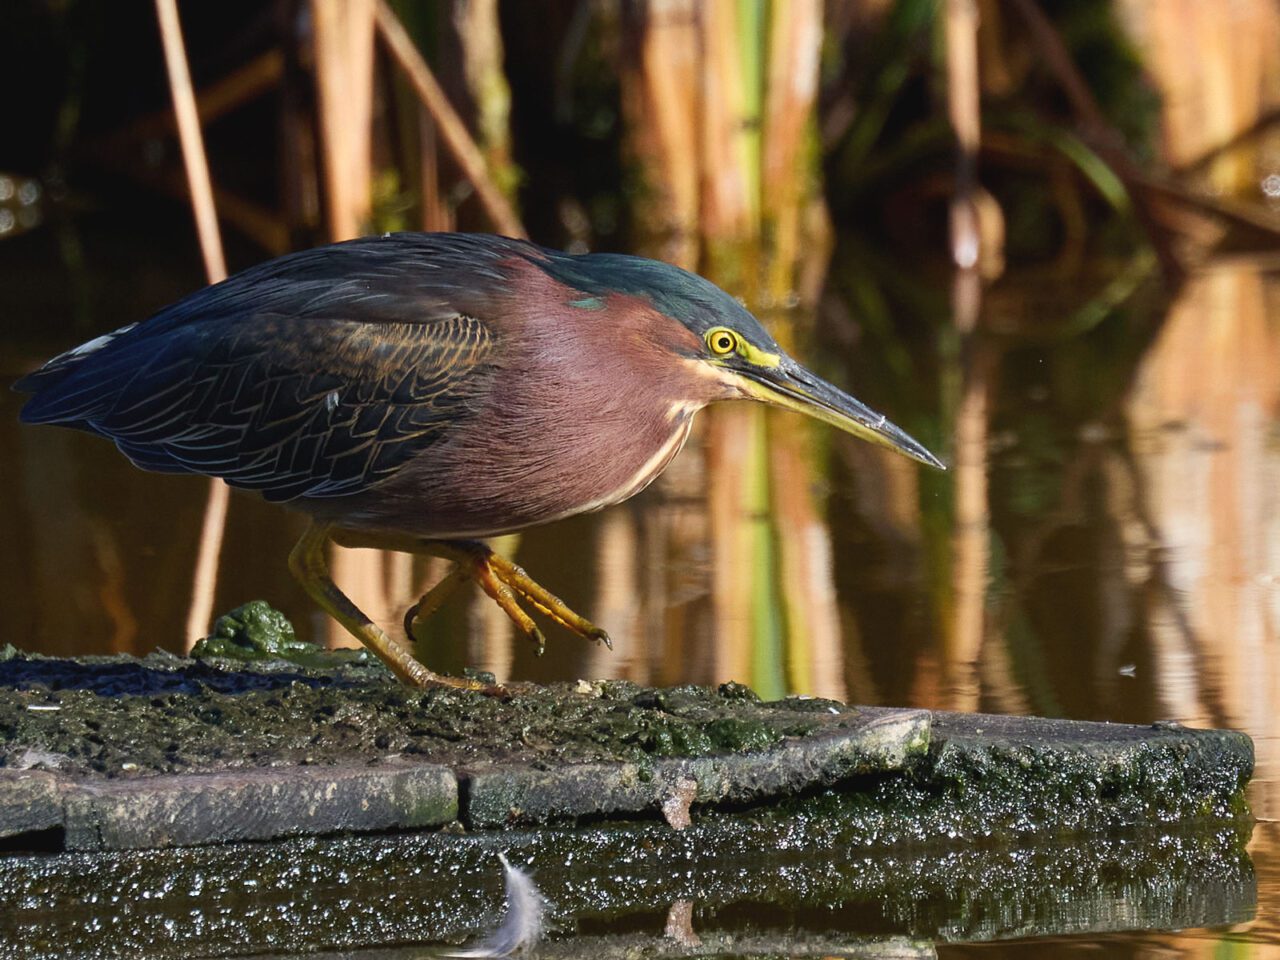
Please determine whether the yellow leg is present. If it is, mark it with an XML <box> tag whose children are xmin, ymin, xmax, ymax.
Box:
<box><xmin>401</xmin><ymin>559</ymin><xmax>549</xmax><ymax>659</ymax></box>
<box><xmin>288</xmin><ymin>521</ymin><xmax>499</xmax><ymax>694</ymax></box>
<box><xmin>414</xmin><ymin>540</ymin><xmax>611</xmax><ymax>654</ymax></box>
<box><xmin>332</xmin><ymin>529</ymin><xmax>612</xmax><ymax>654</ymax></box>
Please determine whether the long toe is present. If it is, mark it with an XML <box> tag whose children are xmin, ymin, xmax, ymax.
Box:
<box><xmin>487</xmin><ymin>555</ymin><xmax>611</xmax><ymax>648</ymax></box>
<box><xmin>416</xmin><ymin>540</ymin><xmax>612</xmax><ymax>657</ymax></box>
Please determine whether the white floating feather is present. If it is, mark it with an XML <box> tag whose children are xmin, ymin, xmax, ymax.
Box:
<box><xmin>445</xmin><ymin>853</ymin><xmax>548</xmax><ymax>958</ymax></box>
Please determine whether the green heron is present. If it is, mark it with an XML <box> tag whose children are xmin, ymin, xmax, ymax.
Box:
<box><xmin>16</xmin><ymin>232</ymin><xmax>942</xmax><ymax>693</ymax></box>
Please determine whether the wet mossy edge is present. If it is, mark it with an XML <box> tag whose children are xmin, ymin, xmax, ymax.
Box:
<box><xmin>0</xmin><ymin>639</ymin><xmax>1255</xmax><ymax>852</ymax></box>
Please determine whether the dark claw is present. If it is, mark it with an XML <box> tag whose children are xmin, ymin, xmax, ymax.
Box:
<box><xmin>531</xmin><ymin>627</ymin><xmax>547</xmax><ymax>657</ymax></box>
<box><xmin>402</xmin><ymin>601</ymin><xmax>422</xmax><ymax>644</ymax></box>
<box><xmin>592</xmin><ymin>628</ymin><xmax>613</xmax><ymax>651</ymax></box>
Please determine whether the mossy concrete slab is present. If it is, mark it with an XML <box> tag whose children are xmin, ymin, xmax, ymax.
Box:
<box><xmin>58</xmin><ymin>762</ymin><xmax>457</xmax><ymax>851</ymax></box>
<box><xmin>919</xmin><ymin>711</ymin><xmax>1253</xmax><ymax>834</ymax></box>
<box><xmin>0</xmin><ymin>771</ymin><xmax>61</xmax><ymax>836</ymax></box>
<box><xmin>0</xmin><ymin>641</ymin><xmax>1257</xmax><ymax>956</ymax></box>
<box><xmin>463</xmin><ymin>705</ymin><xmax>929</xmax><ymax>826</ymax></box>
<box><xmin>0</xmin><ymin>646</ymin><xmax>1254</xmax><ymax>851</ymax></box>
<box><xmin>0</xmin><ymin>650</ymin><xmax>930</xmax><ymax>848</ymax></box>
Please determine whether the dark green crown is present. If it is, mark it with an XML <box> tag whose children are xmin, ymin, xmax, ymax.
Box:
<box><xmin>533</xmin><ymin>248</ymin><xmax>779</xmax><ymax>352</ymax></box>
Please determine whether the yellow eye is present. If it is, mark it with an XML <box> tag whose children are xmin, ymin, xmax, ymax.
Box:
<box><xmin>707</xmin><ymin>328</ymin><xmax>738</xmax><ymax>356</ymax></box>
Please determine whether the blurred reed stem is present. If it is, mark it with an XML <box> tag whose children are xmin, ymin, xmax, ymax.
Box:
<box><xmin>153</xmin><ymin>0</ymin><xmax>230</xmax><ymax>650</ymax></box>
<box><xmin>311</xmin><ymin>0</ymin><xmax>376</xmax><ymax>240</ymax></box>
<box><xmin>309</xmin><ymin>0</ymin><xmax>389</xmax><ymax>646</ymax></box>
<box><xmin>375</xmin><ymin>0</ymin><xmax>524</xmax><ymax>237</ymax></box>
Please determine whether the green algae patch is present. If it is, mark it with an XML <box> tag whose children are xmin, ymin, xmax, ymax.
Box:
<box><xmin>191</xmin><ymin>600</ymin><xmax>315</xmax><ymax>662</ymax></box>
<box><xmin>191</xmin><ymin>601</ymin><xmax>371</xmax><ymax>672</ymax></box>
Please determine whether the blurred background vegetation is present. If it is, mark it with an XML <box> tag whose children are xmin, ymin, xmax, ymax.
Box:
<box><xmin>5</xmin><ymin>1</ymin><xmax>1273</xmax><ymax>280</ymax></box>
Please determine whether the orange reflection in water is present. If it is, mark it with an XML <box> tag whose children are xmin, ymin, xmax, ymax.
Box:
<box><xmin>1126</xmin><ymin>263</ymin><xmax>1280</xmax><ymax>820</ymax></box>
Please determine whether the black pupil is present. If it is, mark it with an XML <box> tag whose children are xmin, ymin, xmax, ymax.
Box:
<box><xmin>717</xmin><ymin>335</ymin><xmax>732</xmax><ymax>351</ymax></box>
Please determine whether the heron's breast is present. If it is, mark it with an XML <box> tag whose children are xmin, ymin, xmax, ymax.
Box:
<box><xmin>549</xmin><ymin>406</ymin><xmax>695</xmax><ymax>518</ymax></box>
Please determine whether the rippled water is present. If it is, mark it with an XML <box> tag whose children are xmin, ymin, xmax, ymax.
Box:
<box><xmin>2</xmin><ymin>205</ymin><xmax>1278</xmax><ymax>956</ymax></box>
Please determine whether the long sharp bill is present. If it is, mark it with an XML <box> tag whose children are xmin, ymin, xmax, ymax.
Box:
<box><xmin>740</xmin><ymin>358</ymin><xmax>946</xmax><ymax>470</ymax></box>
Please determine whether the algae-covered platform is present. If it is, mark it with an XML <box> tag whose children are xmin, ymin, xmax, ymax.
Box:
<box><xmin>0</xmin><ymin>643</ymin><xmax>931</xmax><ymax>848</ymax></box>
<box><xmin>0</xmin><ymin>626</ymin><xmax>1260</xmax><ymax>958</ymax></box>
<box><xmin>0</xmin><ymin>631</ymin><xmax>1253</xmax><ymax>852</ymax></box>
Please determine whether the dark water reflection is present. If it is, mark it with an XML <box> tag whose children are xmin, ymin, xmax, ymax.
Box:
<box><xmin>2</xmin><ymin>208</ymin><xmax>1279</xmax><ymax>954</ymax></box>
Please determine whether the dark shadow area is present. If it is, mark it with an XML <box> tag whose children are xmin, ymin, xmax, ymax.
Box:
<box><xmin>0</xmin><ymin>654</ymin><xmax>339</xmax><ymax>697</ymax></box>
